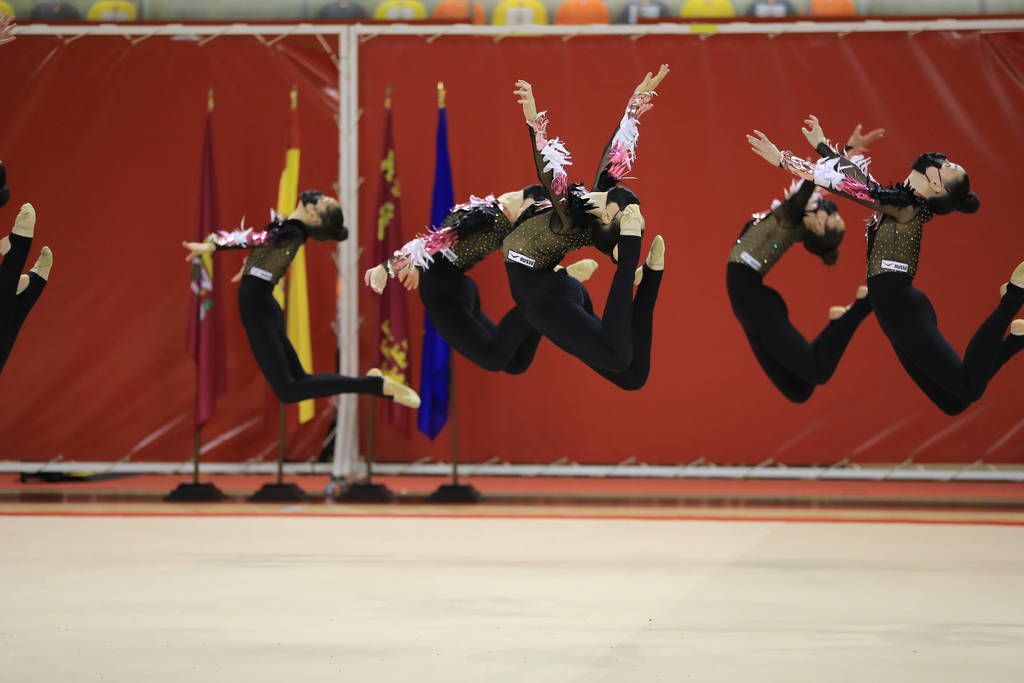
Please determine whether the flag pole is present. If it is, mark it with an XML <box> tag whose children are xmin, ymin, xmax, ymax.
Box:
<box><xmin>250</xmin><ymin>84</ymin><xmax>307</xmax><ymax>503</ymax></box>
<box><xmin>340</xmin><ymin>84</ymin><xmax>396</xmax><ymax>503</ymax></box>
<box><xmin>168</xmin><ymin>84</ymin><xmax>226</xmax><ymax>502</ymax></box>
<box><xmin>427</xmin><ymin>81</ymin><xmax>480</xmax><ymax>504</ymax></box>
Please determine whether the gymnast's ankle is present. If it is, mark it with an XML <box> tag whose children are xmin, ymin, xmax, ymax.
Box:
<box><xmin>368</xmin><ymin>368</ymin><xmax>421</xmax><ymax>409</ymax></box>
<box><xmin>828</xmin><ymin>306</ymin><xmax>848</xmax><ymax>321</ymax></box>
<box><xmin>1011</xmin><ymin>320</ymin><xmax>1024</xmax><ymax>337</ymax></box>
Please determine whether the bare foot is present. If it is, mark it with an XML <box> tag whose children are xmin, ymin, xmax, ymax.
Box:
<box><xmin>634</xmin><ymin>266</ymin><xmax>643</xmax><ymax>287</ymax></box>
<box><xmin>856</xmin><ymin>285</ymin><xmax>868</xmax><ymax>300</ymax></box>
<box><xmin>16</xmin><ymin>274</ymin><xmax>28</xmax><ymax>294</ymax></box>
<box><xmin>367</xmin><ymin>368</ymin><xmax>421</xmax><ymax>409</ymax></box>
<box><xmin>1011</xmin><ymin>320</ymin><xmax>1024</xmax><ymax>337</ymax></box>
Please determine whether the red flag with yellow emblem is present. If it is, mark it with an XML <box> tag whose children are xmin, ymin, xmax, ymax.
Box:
<box><xmin>371</xmin><ymin>88</ymin><xmax>411</xmax><ymax>434</ymax></box>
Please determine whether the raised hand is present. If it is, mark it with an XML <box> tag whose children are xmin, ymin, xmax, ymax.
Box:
<box><xmin>846</xmin><ymin>123</ymin><xmax>885</xmax><ymax>155</ymax></box>
<box><xmin>801</xmin><ymin>114</ymin><xmax>826</xmax><ymax>150</ymax></box>
<box><xmin>0</xmin><ymin>15</ymin><xmax>16</xmax><ymax>47</ymax></box>
<box><xmin>634</xmin><ymin>64</ymin><xmax>670</xmax><ymax>95</ymax></box>
<box><xmin>514</xmin><ymin>80</ymin><xmax>538</xmax><ymax>123</ymax></box>
<box><xmin>182</xmin><ymin>240</ymin><xmax>215</xmax><ymax>262</ymax></box>
<box><xmin>747</xmin><ymin>130</ymin><xmax>783</xmax><ymax>168</ymax></box>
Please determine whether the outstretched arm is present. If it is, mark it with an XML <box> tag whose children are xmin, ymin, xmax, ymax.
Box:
<box><xmin>592</xmin><ymin>65</ymin><xmax>669</xmax><ymax>190</ymax></box>
<box><xmin>515</xmin><ymin>79</ymin><xmax>573</xmax><ymax>231</ymax></box>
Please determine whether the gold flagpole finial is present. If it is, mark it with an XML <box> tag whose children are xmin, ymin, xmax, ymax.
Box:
<box><xmin>207</xmin><ymin>86</ymin><xmax>214</xmax><ymax>113</ymax></box>
<box><xmin>384</xmin><ymin>85</ymin><xmax>392</xmax><ymax>110</ymax></box>
<box><xmin>437</xmin><ymin>81</ymin><xmax>446</xmax><ymax>109</ymax></box>
<box><xmin>289</xmin><ymin>85</ymin><xmax>298</xmax><ymax>110</ymax></box>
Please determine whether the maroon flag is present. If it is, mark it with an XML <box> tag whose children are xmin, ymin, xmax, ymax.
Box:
<box><xmin>187</xmin><ymin>96</ymin><xmax>227</xmax><ymax>428</ymax></box>
<box><xmin>371</xmin><ymin>89</ymin><xmax>411</xmax><ymax>435</ymax></box>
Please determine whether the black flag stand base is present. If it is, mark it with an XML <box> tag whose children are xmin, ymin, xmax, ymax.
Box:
<box><xmin>168</xmin><ymin>428</ymin><xmax>226</xmax><ymax>502</ymax></box>
<box><xmin>338</xmin><ymin>481</ymin><xmax>395</xmax><ymax>503</ymax></box>
<box><xmin>426</xmin><ymin>482</ymin><xmax>481</xmax><ymax>503</ymax></box>
<box><xmin>250</xmin><ymin>404</ymin><xmax>307</xmax><ymax>503</ymax></box>
<box><xmin>249</xmin><ymin>482</ymin><xmax>307</xmax><ymax>503</ymax></box>
<box><xmin>166</xmin><ymin>482</ymin><xmax>226</xmax><ymax>502</ymax></box>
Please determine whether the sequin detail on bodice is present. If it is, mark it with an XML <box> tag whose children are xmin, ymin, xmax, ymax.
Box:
<box><xmin>501</xmin><ymin>210</ymin><xmax>592</xmax><ymax>271</ymax></box>
<box><xmin>728</xmin><ymin>212</ymin><xmax>806</xmax><ymax>275</ymax></box>
<box><xmin>866</xmin><ymin>208</ymin><xmax>931</xmax><ymax>279</ymax></box>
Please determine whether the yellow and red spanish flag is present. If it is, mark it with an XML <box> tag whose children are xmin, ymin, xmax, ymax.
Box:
<box><xmin>372</xmin><ymin>87</ymin><xmax>412</xmax><ymax>435</ymax></box>
<box><xmin>188</xmin><ymin>87</ymin><xmax>227</xmax><ymax>428</ymax></box>
<box><xmin>274</xmin><ymin>86</ymin><xmax>315</xmax><ymax>424</ymax></box>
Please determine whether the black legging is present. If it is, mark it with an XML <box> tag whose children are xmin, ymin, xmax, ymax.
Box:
<box><xmin>870</xmin><ymin>272</ymin><xmax>1024</xmax><ymax>415</ymax></box>
<box><xmin>726</xmin><ymin>262</ymin><xmax>872</xmax><ymax>403</ymax></box>
<box><xmin>239</xmin><ymin>276</ymin><xmax>383</xmax><ymax>403</ymax></box>
<box><xmin>570</xmin><ymin>265</ymin><xmax>662</xmax><ymax>390</ymax></box>
<box><xmin>0</xmin><ymin>234</ymin><xmax>46</xmax><ymax>374</ymax></box>
<box><xmin>507</xmin><ymin>235</ymin><xmax>641</xmax><ymax>374</ymax></box>
<box><xmin>419</xmin><ymin>260</ymin><xmax>542</xmax><ymax>374</ymax></box>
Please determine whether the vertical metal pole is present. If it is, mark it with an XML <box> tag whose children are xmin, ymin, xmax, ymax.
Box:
<box><xmin>333</xmin><ymin>26</ymin><xmax>361</xmax><ymax>483</ymax></box>
<box><xmin>192</xmin><ymin>426</ymin><xmax>201</xmax><ymax>484</ymax></box>
<box><xmin>449</xmin><ymin>364</ymin><xmax>459</xmax><ymax>485</ymax></box>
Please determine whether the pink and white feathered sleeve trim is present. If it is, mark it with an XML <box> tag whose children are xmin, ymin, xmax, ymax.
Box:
<box><xmin>207</xmin><ymin>226</ymin><xmax>272</xmax><ymax>249</ymax></box>
<box><xmin>530</xmin><ymin>111</ymin><xmax>572</xmax><ymax>197</ymax></box>
<box><xmin>606</xmin><ymin>91</ymin><xmax>656</xmax><ymax>182</ymax></box>
<box><xmin>453</xmin><ymin>194</ymin><xmax>499</xmax><ymax>212</ymax></box>
<box><xmin>386</xmin><ymin>228</ymin><xmax>460</xmax><ymax>276</ymax></box>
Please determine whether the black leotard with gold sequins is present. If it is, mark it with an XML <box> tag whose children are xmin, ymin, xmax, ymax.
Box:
<box><xmin>729</xmin><ymin>181</ymin><xmax>816</xmax><ymax>276</ymax></box>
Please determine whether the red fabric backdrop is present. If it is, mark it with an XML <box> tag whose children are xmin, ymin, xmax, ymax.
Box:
<box><xmin>1</xmin><ymin>30</ymin><xmax>1023</xmax><ymax>465</ymax></box>
<box><xmin>0</xmin><ymin>36</ymin><xmax>341</xmax><ymax>462</ymax></box>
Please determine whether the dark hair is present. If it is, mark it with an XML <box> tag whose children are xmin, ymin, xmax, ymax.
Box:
<box><xmin>802</xmin><ymin>228</ymin><xmax>843</xmax><ymax>266</ymax></box>
<box><xmin>589</xmin><ymin>186</ymin><xmax>639</xmax><ymax>261</ymax></box>
<box><xmin>927</xmin><ymin>173</ymin><xmax>980</xmax><ymax>215</ymax></box>
<box><xmin>607</xmin><ymin>185</ymin><xmax>639</xmax><ymax>212</ymax></box>
<box><xmin>321</xmin><ymin>203</ymin><xmax>348</xmax><ymax>241</ymax></box>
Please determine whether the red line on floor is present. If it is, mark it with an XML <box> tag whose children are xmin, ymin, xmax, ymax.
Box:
<box><xmin>1</xmin><ymin>510</ymin><xmax>1023</xmax><ymax>526</ymax></box>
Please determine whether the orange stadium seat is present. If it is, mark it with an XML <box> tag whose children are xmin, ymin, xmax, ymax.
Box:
<box><xmin>373</xmin><ymin>0</ymin><xmax>428</xmax><ymax>20</ymax></box>
<box><xmin>86</xmin><ymin>1</ymin><xmax>137</xmax><ymax>20</ymax></box>
<box><xmin>811</xmin><ymin>0</ymin><xmax>858</xmax><ymax>16</ymax></box>
<box><xmin>680</xmin><ymin>0</ymin><xmax>735</xmax><ymax>17</ymax></box>
<box><xmin>555</xmin><ymin>0</ymin><xmax>610</xmax><ymax>24</ymax></box>
<box><xmin>433</xmin><ymin>0</ymin><xmax>486</xmax><ymax>24</ymax></box>
<box><xmin>492</xmin><ymin>0</ymin><xmax>549</xmax><ymax>25</ymax></box>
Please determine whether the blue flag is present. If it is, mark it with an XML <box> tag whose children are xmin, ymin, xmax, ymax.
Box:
<box><xmin>417</xmin><ymin>106</ymin><xmax>455</xmax><ymax>440</ymax></box>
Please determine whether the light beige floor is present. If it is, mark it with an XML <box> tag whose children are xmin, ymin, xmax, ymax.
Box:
<box><xmin>1</xmin><ymin>515</ymin><xmax>1022</xmax><ymax>682</ymax></box>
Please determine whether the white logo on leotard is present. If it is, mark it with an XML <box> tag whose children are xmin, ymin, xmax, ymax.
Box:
<box><xmin>739</xmin><ymin>251</ymin><xmax>762</xmax><ymax>271</ymax></box>
<box><xmin>249</xmin><ymin>267</ymin><xmax>274</xmax><ymax>281</ymax></box>
<box><xmin>880</xmin><ymin>260</ymin><xmax>909</xmax><ymax>273</ymax></box>
<box><xmin>507</xmin><ymin>250</ymin><xmax>537</xmax><ymax>269</ymax></box>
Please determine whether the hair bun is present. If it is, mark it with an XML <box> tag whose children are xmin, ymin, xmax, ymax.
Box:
<box><xmin>958</xmin><ymin>192</ymin><xmax>981</xmax><ymax>214</ymax></box>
